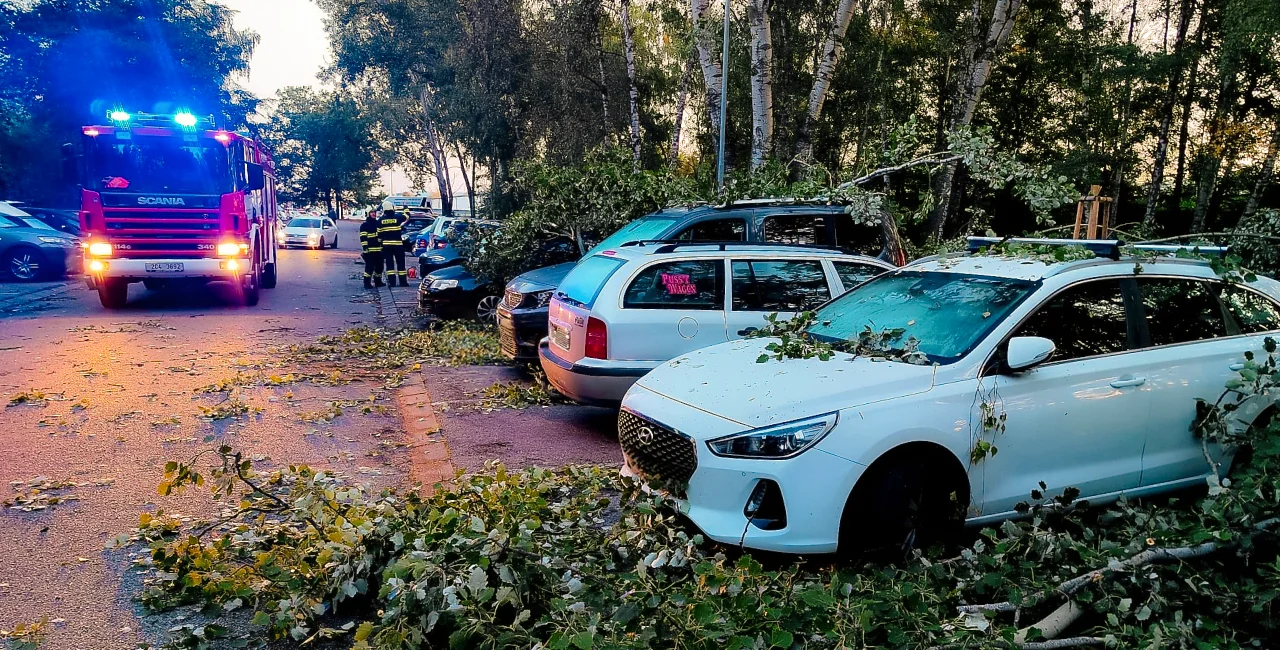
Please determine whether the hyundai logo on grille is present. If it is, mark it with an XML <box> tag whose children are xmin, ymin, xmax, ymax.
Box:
<box><xmin>636</xmin><ymin>426</ymin><xmax>655</xmax><ymax>444</ymax></box>
<box><xmin>137</xmin><ymin>196</ymin><xmax>187</xmax><ymax>206</ymax></box>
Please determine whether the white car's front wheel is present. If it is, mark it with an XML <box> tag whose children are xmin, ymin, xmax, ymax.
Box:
<box><xmin>840</xmin><ymin>448</ymin><xmax>966</xmax><ymax>558</ymax></box>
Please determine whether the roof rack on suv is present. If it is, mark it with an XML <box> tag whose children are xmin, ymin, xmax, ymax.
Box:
<box><xmin>966</xmin><ymin>237</ymin><xmax>1229</xmax><ymax>261</ymax></box>
<box><xmin>617</xmin><ymin>240</ymin><xmax>844</xmax><ymax>254</ymax></box>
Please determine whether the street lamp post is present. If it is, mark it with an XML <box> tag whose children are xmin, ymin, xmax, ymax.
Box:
<box><xmin>716</xmin><ymin>0</ymin><xmax>730</xmax><ymax>192</ymax></box>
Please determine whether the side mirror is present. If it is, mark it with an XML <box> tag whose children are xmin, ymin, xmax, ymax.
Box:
<box><xmin>1005</xmin><ymin>336</ymin><xmax>1056</xmax><ymax>372</ymax></box>
<box><xmin>246</xmin><ymin>163</ymin><xmax>265</xmax><ymax>191</ymax></box>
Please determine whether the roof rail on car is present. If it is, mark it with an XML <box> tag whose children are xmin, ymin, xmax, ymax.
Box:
<box><xmin>966</xmin><ymin>237</ymin><xmax>1229</xmax><ymax>262</ymax></box>
<box><xmin>615</xmin><ymin>240</ymin><xmax>844</xmax><ymax>254</ymax></box>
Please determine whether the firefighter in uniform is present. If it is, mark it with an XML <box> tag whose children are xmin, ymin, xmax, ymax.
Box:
<box><xmin>359</xmin><ymin>209</ymin><xmax>385</xmax><ymax>288</ymax></box>
<box><xmin>378</xmin><ymin>203</ymin><xmax>409</xmax><ymax>286</ymax></box>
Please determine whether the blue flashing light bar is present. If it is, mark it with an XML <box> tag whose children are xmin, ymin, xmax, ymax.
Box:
<box><xmin>174</xmin><ymin>112</ymin><xmax>198</xmax><ymax>128</ymax></box>
<box><xmin>109</xmin><ymin>110</ymin><xmax>131</xmax><ymax>122</ymax></box>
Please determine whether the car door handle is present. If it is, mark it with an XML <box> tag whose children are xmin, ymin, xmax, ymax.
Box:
<box><xmin>737</xmin><ymin>327</ymin><xmax>759</xmax><ymax>336</ymax></box>
<box><xmin>1109</xmin><ymin>376</ymin><xmax>1147</xmax><ymax>388</ymax></box>
<box><xmin>1229</xmin><ymin>362</ymin><xmax>1245</xmax><ymax>372</ymax></box>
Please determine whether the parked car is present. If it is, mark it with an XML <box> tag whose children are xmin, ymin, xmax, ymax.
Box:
<box><xmin>418</xmin><ymin>264</ymin><xmax>504</xmax><ymax>321</ymax></box>
<box><xmin>539</xmin><ymin>242</ymin><xmax>893</xmax><ymax>405</ymax></box>
<box><xmin>415</xmin><ymin>219</ymin><xmax>498</xmax><ymax>276</ymax></box>
<box><xmin>616</xmin><ymin>238</ymin><xmax>1280</xmax><ymax>555</ymax></box>
<box><xmin>0</xmin><ymin>208</ymin><xmax>80</xmax><ymax>281</ymax></box>
<box><xmin>499</xmin><ymin>200</ymin><xmax>898</xmax><ymax>362</ymax></box>
<box><xmin>278</xmin><ymin>216</ymin><xmax>339</xmax><ymax>249</ymax></box>
<box><xmin>402</xmin><ymin>213</ymin><xmax>435</xmax><ymax>245</ymax></box>
<box><xmin>10</xmin><ymin>206</ymin><xmax>81</xmax><ymax>236</ymax></box>
<box><xmin>422</xmin><ymin>237</ymin><xmax>579</xmax><ymax>323</ymax></box>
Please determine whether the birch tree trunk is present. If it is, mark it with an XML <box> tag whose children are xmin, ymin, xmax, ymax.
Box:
<box><xmin>620</xmin><ymin>0</ymin><xmax>643</xmax><ymax>170</ymax></box>
<box><xmin>792</xmin><ymin>0</ymin><xmax>860</xmax><ymax>166</ymax></box>
<box><xmin>597</xmin><ymin>32</ymin><xmax>610</xmax><ymax>133</ymax></box>
<box><xmin>747</xmin><ymin>0</ymin><xmax>774</xmax><ymax>171</ymax></box>
<box><xmin>1243</xmin><ymin>122</ymin><xmax>1280</xmax><ymax>220</ymax></box>
<box><xmin>691</xmin><ymin>0</ymin><xmax>723</xmax><ymax>136</ymax></box>
<box><xmin>1107</xmin><ymin>0</ymin><xmax>1140</xmax><ymax>216</ymax></box>
<box><xmin>1142</xmin><ymin>0</ymin><xmax>1195</xmax><ymax>228</ymax></box>
<box><xmin>419</xmin><ymin>86</ymin><xmax>454</xmax><ymax>217</ymax></box>
<box><xmin>1191</xmin><ymin>75</ymin><xmax>1239</xmax><ymax>233</ymax></box>
<box><xmin>669</xmin><ymin>55</ymin><xmax>695</xmax><ymax>168</ymax></box>
<box><xmin>451</xmin><ymin>141</ymin><xmax>475</xmax><ymax>215</ymax></box>
<box><xmin>925</xmin><ymin>0</ymin><xmax>1025</xmax><ymax>240</ymax></box>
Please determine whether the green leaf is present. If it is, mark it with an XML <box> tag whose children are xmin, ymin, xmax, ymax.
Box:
<box><xmin>570</xmin><ymin>631</ymin><xmax>594</xmax><ymax>650</ymax></box>
<box><xmin>770</xmin><ymin>630</ymin><xmax>794</xmax><ymax>648</ymax></box>
<box><xmin>353</xmin><ymin>622</ymin><xmax>374</xmax><ymax>642</ymax></box>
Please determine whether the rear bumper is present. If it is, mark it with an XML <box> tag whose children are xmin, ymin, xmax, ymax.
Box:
<box><xmin>85</xmin><ymin>257</ymin><xmax>249</xmax><ymax>284</ymax></box>
<box><xmin>538</xmin><ymin>340</ymin><xmax>658</xmax><ymax>405</ymax></box>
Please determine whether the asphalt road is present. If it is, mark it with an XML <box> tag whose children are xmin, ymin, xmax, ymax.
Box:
<box><xmin>0</xmin><ymin>219</ymin><xmax>423</xmax><ymax>648</ymax></box>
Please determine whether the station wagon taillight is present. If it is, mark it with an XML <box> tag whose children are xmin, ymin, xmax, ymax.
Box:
<box><xmin>585</xmin><ymin>317</ymin><xmax>608</xmax><ymax>359</ymax></box>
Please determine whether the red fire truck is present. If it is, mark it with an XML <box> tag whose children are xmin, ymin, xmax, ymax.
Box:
<box><xmin>76</xmin><ymin>111</ymin><xmax>279</xmax><ymax>308</ymax></box>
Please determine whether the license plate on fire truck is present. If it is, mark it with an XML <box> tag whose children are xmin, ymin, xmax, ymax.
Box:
<box><xmin>144</xmin><ymin>263</ymin><xmax>183</xmax><ymax>272</ymax></box>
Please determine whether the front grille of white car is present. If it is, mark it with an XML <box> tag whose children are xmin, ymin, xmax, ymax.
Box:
<box><xmin>618</xmin><ymin>410</ymin><xmax>697</xmax><ymax>493</ymax></box>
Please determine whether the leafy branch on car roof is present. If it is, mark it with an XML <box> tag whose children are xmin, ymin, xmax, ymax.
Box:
<box><xmin>971</xmin><ymin>240</ymin><xmax>1096</xmax><ymax>264</ymax></box>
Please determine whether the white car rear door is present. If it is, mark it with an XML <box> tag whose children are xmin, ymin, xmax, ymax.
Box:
<box><xmin>1132</xmin><ymin>278</ymin><xmax>1279</xmax><ymax>487</ymax></box>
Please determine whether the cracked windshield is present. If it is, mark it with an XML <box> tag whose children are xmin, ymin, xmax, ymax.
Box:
<box><xmin>1</xmin><ymin>0</ymin><xmax>1279</xmax><ymax>649</ymax></box>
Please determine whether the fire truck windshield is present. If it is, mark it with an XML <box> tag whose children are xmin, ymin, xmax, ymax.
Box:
<box><xmin>87</xmin><ymin>135</ymin><xmax>234</xmax><ymax>195</ymax></box>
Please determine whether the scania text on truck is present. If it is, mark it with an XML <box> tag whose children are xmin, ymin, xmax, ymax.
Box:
<box><xmin>76</xmin><ymin>111</ymin><xmax>280</xmax><ymax>308</ymax></box>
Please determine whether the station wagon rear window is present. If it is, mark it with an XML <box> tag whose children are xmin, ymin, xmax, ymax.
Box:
<box><xmin>557</xmin><ymin>255</ymin><xmax>626</xmax><ymax>307</ymax></box>
<box><xmin>810</xmin><ymin>271</ymin><xmax>1036</xmax><ymax>364</ymax></box>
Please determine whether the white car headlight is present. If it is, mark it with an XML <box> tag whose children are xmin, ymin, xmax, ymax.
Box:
<box><xmin>707</xmin><ymin>412</ymin><xmax>839</xmax><ymax>459</ymax></box>
<box><xmin>38</xmin><ymin>236</ymin><xmax>72</xmax><ymax>246</ymax></box>
<box><xmin>427</xmin><ymin>255</ymin><xmax>446</xmax><ymax>263</ymax></box>
<box><xmin>430</xmin><ymin>279</ymin><xmax>459</xmax><ymax>290</ymax></box>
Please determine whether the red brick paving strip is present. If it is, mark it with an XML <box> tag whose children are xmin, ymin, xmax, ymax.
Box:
<box><xmin>394</xmin><ymin>374</ymin><xmax>456</xmax><ymax>490</ymax></box>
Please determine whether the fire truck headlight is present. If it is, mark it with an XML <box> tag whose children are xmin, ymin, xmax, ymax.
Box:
<box><xmin>88</xmin><ymin>242</ymin><xmax>112</xmax><ymax>256</ymax></box>
<box><xmin>89</xmin><ymin>260</ymin><xmax>106</xmax><ymax>272</ymax></box>
<box><xmin>221</xmin><ymin>259</ymin><xmax>240</xmax><ymax>271</ymax></box>
<box><xmin>217</xmin><ymin>242</ymin><xmax>248</xmax><ymax>256</ymax></box>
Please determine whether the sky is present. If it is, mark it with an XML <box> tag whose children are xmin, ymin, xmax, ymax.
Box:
<box><xmin>218</xmin><ymin>0</ymin><xmax>329</xmax><ymax>99</ymax></box>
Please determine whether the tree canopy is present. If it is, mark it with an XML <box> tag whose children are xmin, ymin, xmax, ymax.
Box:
<box><xmin>0</xmin><ymin>0</ymin><xmax>258</xmax><ymax>205</ymax></box>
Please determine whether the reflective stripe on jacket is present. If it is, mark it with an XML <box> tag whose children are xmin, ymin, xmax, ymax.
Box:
<box><xmin>359</xmin><ymin>219</ymin><xmax>383</xmax><ymax>253</ymax></box>
<box><xmin>378</xmin><ymin>213</ymin><xmax>405</xmax><ymax>245</ymax></box>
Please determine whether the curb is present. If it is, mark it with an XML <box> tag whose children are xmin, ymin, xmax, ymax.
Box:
<box><xmin>394</xmin><ymin>372</ymin><xmax>454</xmax><ymax>490</ymax></box>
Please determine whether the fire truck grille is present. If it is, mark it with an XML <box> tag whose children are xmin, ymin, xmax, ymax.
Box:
<box><xmin>618</xmin><ymin>410</ymin><xmax>697</xmax><ymax>493</ymax></box>
<box><xmin>101</xmin><ymin>210</ymin><xmax>222</xmax><ymax>257</ymax></box>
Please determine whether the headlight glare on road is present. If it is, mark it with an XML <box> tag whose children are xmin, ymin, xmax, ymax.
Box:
<box><xmin>707</xmin><ymin>412</ymin><xmax>839</xmax><ymax>459</ymax></box>
<box><xmin>217</xmin><ymin>242</ymin><xmax>247</xmax><ymax>256</ymax></box>
<box><xmin>88</xmin><ymin>242</ymin><xmax>112</xmax><ymax>256</ymax></box>
<box><xmin>535</xmin><ymin>290</ymin><xmax>554</xmax><ymax>307</ymax></box>
<box><xmin>430</xmin><ymin>279</ymin><xmax>459</xmax><ymax>290</ymax></box>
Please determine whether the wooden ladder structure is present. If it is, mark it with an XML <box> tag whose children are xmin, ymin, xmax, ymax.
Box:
<box><xmin>1072</xmin><ymin>185</ymin><xmax>1114</xmax><ymax>239</ymax></box>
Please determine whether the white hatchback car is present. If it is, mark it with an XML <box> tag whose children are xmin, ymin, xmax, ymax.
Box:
<box><xmin>539</xmin><ymin>243</ymin><xmax>894</xmax><ymax>405</ymax></box>
<box><xmin>618</xmin><ymin>239</ymin><xmax>1280</xmax><ymax>554</ymax></box>
<box><xmin>278</xmin><ymin>216</ymin><xmax>339</xmax><ymax>249</ymax></box>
